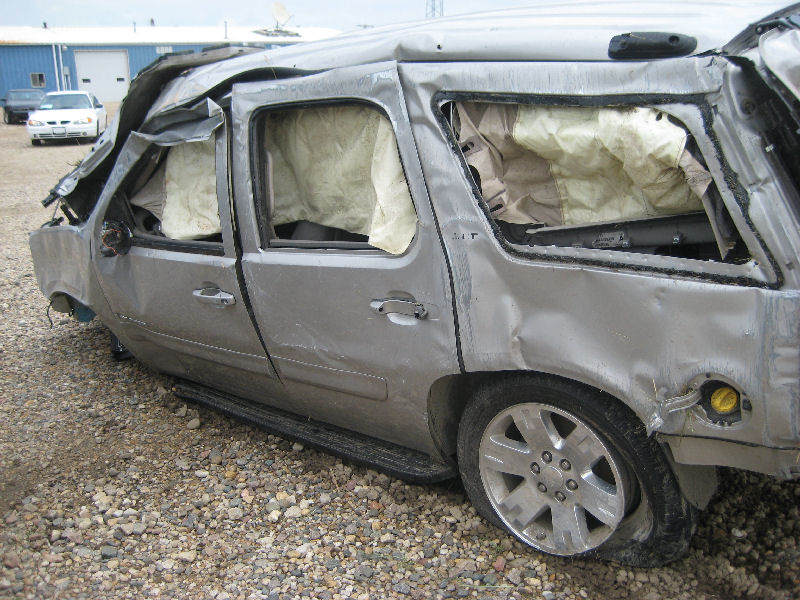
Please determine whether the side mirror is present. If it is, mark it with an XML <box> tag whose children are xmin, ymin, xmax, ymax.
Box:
<box><xmin>99</xmin><ymin>220</ymin><xmax>132</xmax><ymax>256</ymax></box>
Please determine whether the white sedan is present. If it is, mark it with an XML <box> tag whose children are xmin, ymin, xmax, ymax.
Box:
<box><xmin>27</xmin><ymin>91</ymin><xmax>107</xmax><ymax>145</ymax></box>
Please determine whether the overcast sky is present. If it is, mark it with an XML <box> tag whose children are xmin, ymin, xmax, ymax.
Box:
<box><xmin>9</xmin><ymin>1</ymin><xmax>543</xmax><ymax>32</ymax></box>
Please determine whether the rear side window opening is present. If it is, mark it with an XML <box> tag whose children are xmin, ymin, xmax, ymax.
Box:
<box><xmin>441</xmin><ymin>100</ymin><xmax>750</xmax><ymax>265</ymax></box>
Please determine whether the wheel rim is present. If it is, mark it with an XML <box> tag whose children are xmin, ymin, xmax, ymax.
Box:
<box><xmin>479</xmin><ymin>402</ymin><xmax>630</xmax><ymax>556</ymax></box>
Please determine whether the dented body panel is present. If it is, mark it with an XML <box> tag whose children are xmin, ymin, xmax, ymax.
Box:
<box><xmin>399</xmin><ymin>58</ymin><xmax>800</xmax><ymax>476</ymax></box>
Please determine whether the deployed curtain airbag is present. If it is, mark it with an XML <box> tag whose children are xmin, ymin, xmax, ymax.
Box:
<box><xmin>264</xmin><ymin>105</ymin><xmax>417</xmax><ymax>255</ymax></box>
<box><xmin>457</xmin><ymin>102</ymin><xmax>712</xmax><ymax>227</ymax></box>
<box><xmin>129</xmin><ymin>137</ymin><xmax>221</xmax><ymax>240</ymax></box>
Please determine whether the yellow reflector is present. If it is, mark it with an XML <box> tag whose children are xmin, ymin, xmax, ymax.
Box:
<box><xmin>710</xmin><ymin>387</ymin><xmax>739</xmax><ymax>414</ymax></box>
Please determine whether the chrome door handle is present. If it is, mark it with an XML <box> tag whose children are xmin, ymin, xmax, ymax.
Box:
<box><xmin>371</xmin><ymin>298</ymin><xmax>427</xmax><ymax>320</ymax></box>
<box><xmin>193</xmin><ymin>287</ymin><xmax>236</xmax><ymax>307</ymax></box>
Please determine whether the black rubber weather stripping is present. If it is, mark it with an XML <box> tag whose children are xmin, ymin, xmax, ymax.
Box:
<box><xmin>175</xmin><ymin>381</ymin><xmax>457</xmax><ymax>484</ymax></box>
<box><xmin>131</xmin><ymin>235</ymin><xmax>225</xmax><ymax>256</ymax></box>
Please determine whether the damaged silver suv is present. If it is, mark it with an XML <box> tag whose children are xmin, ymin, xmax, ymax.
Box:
<box><xmin>30</xmin><ymin>1</ymin><xmax>800</xmax><ymax>566</ymax></box>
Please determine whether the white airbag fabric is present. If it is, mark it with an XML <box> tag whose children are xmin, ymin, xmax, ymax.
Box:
<box><xmin>129</xmin><ymin>161</ymin><xmax>166</xmax><ymax>221</ymax></box>
<box><xmin>457</xmin><ymin>103</ymin><xmax>709</xmax><ymax>227</ymax></box>
<box><xmin>512</xmin><ymin>106</ymin><xmax>704</xmax><ymax>225</ymax></box>
<box><xmin>160</xmin><ymin>138</ymin><xmax>220</xmax><ymax>240</ymax></box>
<box><xmin>265</xmin><ymin>105</ymin><xmax>417</xmax><ymax>255</ymax></box>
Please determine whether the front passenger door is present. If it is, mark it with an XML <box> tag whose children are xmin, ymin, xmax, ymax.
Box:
<box><xmin>93</xmin><ymin>121</ymin><xmax>276</xmax><ymax>399</ymax></box>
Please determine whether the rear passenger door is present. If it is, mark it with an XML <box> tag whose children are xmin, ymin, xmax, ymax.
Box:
<box><xmin>230</xmin><ymin>63</ymin><xmax>461</xmax><ymax>451</ymax></box>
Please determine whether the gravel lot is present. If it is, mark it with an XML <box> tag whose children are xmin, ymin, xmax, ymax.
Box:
<box><xmin>1</xmin><ymin>118</ymin><xmax>799</xmax><ymax>600</ymax></box>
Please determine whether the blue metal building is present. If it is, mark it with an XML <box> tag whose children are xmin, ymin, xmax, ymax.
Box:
<box><xmin>0</xmin><ymin>25</ymin><xmax>338</xmax><ymax>102</ymax></box>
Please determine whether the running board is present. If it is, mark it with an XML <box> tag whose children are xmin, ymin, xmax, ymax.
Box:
<box><xmin>174</xmin><ymin>382</ymin><xmax>457</xmax><ymax>484</ymax></box>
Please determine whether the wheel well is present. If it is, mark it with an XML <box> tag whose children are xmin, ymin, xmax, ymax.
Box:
<box><xmin>427</xmin><ymin>369</ymin><xmax>717</xmax><ymax>508</ymax></box>
<box><xmin>428</xmin><ymin>370</ymin><xmax>619</xmax><ymax>460</ymax></box>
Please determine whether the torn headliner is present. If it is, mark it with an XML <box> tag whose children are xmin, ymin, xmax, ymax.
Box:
<box><xmin>48</xmin><ymin>1</ymin><xmax>798</xmax><ymax>219</ymax></box>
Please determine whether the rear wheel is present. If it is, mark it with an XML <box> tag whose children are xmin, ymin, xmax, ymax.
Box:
<box><xmin>31</xmin><ymin>139</ymin><xmax>42</xmax><ymax>146</ymax></box>
<box><xmin>457</xmin><ymin>374</ymin><xmax>697</xmax><ymax>566</ymax></box>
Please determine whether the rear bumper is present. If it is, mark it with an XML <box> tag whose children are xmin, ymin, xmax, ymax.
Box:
<box><xmin>659</xmin><ymin>433</ymin><xmax>800</xmax><ymax>480</ymax></box>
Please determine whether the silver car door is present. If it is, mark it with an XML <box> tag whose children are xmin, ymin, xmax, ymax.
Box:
<box><xmin>230</xmin><ymin>62</ymin><xmax>461</xmax><ymax>454</ymax></box>
<box><xmin>93</xmin><ymin>116</ymin><xmax>278</xmax><ymax>399</ymax></box>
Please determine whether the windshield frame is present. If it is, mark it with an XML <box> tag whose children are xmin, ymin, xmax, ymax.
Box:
<box><xmin>39</xmin><ymin>93</ymin><xmax>93</xmax><ymax>110</ymax></box>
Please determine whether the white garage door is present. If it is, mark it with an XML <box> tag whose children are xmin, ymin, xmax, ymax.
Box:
<box><xmin>74</xmin><ymin>50</ymin><xmax>130</xmax><ymax>102</ymax></box>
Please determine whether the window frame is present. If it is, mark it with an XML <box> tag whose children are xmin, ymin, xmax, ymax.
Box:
<box><xmin>120</xmin><ymin>132</ymin><xmax>227</xmax><ymax>257</ymax></box>
<box><xmin>433</xmin><ymin>91</ymin><xmax>778</xmax><ymax>287</ymax></box>
<box><xmin>30</xmin><ymin>73</ymin><xmax>45</xmax><ymax>88</ymax></box>
<box><xmin>249</xmin><ymin>98</ymin><xmax>418</xmax><ymax>254</ymax></box>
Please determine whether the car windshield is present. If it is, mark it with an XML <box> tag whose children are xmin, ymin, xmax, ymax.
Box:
<box><xmin>39</xmin><ymin>94</ymin><xmax>92</xmax><ymax>110</ymax></box>
<box><xmin>8</xmin><ymin>90</ymin><xmax>44</xmax><ymax>101</ymax></box>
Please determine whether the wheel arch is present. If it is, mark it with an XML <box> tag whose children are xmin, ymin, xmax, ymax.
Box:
<box><xmin>427</xmin><ymin>369</ymin><xmax>716</xmax><ymax>509</ymax></box>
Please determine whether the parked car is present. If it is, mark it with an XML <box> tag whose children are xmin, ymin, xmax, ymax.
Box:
<box><xmin>26</xmin><ymin>91</ymin><xmax>107</xmax><ymax>145</ymax></box>
<box><xmin>1</xmin><ymin>89</ymin><xmax>45</xmax><ymax>124</ymax></box>
<box><xmin>29</xmin><ymin>1</ymin><xmax>800</xmax><ymax>566</ymax></box>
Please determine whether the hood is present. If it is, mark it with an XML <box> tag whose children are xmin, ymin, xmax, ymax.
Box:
<box><xmin>29</xmin><ymin>108</ymin><xmax>95</xmax><ymax>122</ymax></box>
<box><xmin>6</xmin><ymin>98</ymin><xmax>42</xmax><ymax>110</ymax></box>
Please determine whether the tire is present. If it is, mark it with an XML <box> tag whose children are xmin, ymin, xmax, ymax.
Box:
<box><xmin>31</xmin><ymin>139</ymin><xmax>42</xmax><ymax>146</ymax></box>
<box><xmin>457</xmin><ymin>374</ymin><xmax>697</xmax><ymax>567</ymax></box>
<box><xmin>3</xmin><ymin>111</ymin><xmax>9</xmax><ymax>124</ymax></box>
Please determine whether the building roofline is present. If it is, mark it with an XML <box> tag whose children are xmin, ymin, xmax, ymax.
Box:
<box><xmin>0</xmin><ymin>25</ymin><xmax>339</xmax><ymax>46</ymax></box>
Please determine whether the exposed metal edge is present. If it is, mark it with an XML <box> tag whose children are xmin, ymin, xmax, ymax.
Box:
<box><xmin>174</xmin><ymin>381</ymin><xmax>458</xmax><ymax>484</ymax></box>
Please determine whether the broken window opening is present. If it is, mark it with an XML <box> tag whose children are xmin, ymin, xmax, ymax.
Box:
<box><xmin>124</xmin><ymin>136</ymin><xmax>223</xmax><ymax>245</ymax></box>
<box><xmin>257</xmin><ymin>103</ymin><xmax>418</xmax><ymax>255</ymax></box>
<box><xmin>444</xmin><ymin>100</ymin><xmax>749</xmax><ymax>264</ymax></box>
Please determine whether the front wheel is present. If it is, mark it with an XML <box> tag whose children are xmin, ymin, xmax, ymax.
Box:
<box><xmin>3</xmin><ymin>111</ymin><xmax>9</xmax><ymax>124</ymax></box>
<box><xmin>457</xmin><ymin>374</ymin><xmax>697</xmax><ymax>566</ymax></box>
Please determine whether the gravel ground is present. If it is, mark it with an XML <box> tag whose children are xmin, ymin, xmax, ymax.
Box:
<box><xmin>1</xmin><ymin>119</ymin><xmax>799</xmax><ymax>600</ymax></box>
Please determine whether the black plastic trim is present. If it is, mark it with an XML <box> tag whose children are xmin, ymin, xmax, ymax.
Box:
<box><xmin>131</xmin><ymin>233</ymin><xmax>225</xmax><ymax>256</ymax></box>
<box><xmin>175</xmin><ymin>381</ymin><xmax>457</xmax><ymax>483</ymax></box>
<box><xmin>609</xmin><ymin>32</ymin><xmax>697</xmax><ymax>60</ymax></box>
<box><xmin>223</xmin><ymin>114</ymin><xmax>282</xmax><ymax>379</ymax></box>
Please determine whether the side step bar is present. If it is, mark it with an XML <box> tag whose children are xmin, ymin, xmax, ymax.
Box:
<box><xmin>174</xmin><ymin>382</ymin><xmax>457</xmax><ymax>484</ymax></box>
